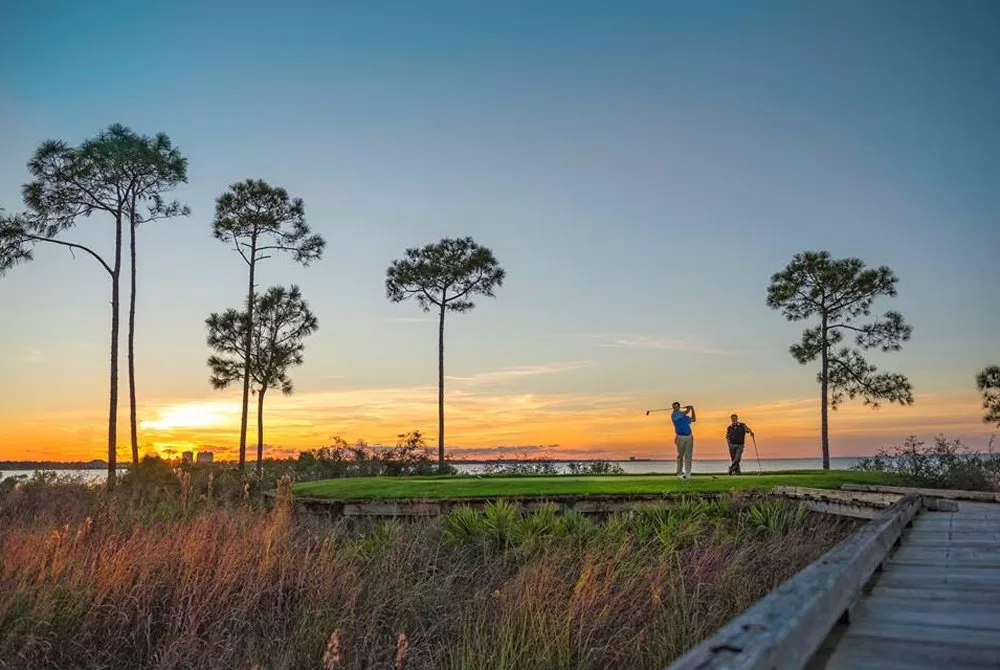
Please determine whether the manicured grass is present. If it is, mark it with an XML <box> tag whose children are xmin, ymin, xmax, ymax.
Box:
<box><xmin>293</xmin><ymin>470</ymin><xmax>894</xmax><ymax>500</ymax></box>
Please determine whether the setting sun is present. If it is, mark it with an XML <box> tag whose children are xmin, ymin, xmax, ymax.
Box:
<box><xmin>140</xmin><ymin>402</ymin><xmax>240</xmax><ymax>432</ymax></box>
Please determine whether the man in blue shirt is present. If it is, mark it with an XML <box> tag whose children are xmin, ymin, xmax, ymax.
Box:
<box><xmin>670</xmin><ymin>401</ymin><xmax>696</xmax><ymax>478</ymax></box>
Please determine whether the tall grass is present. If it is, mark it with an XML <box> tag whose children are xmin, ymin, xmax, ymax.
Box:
<box><xmin>0</xmin><ymin>478</ymin><xmax>858</xmax><ymax>670</ymax></box>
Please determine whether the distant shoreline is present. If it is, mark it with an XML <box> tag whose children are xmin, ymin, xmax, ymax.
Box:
<box><xmin>0</xmin><ymin>461</ymin><xmax>120</xmax><ymax>471</ymax></box>
<box><xmin>0</xmin><ymin>456</ymin><xmax>867</xmax><ymax>472</ymax></box>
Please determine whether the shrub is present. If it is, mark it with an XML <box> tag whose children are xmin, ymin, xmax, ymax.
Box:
<box><xmin>566</xmin><ymin>460</ymin><xmax>625</xmax><ymax>475</ymax></box>
<box><xmin>742</xmin><ymin>498</ymin><xmax>809</xmax><ymax>536</ymax></box>
<box><xmin>479</xmin><ymin>456</ymin><xmax>559</xmax><ymax>476</ymax></box>
<box><xmin>291</xmin><ymin>431</ymin><xmax>457</xmax><ymax>481</ymax></box>
<box><xmin>852</xmin><ymin>434</ymin><xmax>1000</xmax><ymax>492</ymax></box>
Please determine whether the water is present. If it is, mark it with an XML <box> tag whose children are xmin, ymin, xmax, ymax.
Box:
<box><xmin>2</xmin><ymin>457</ymin><xmax>862</xmax><ymax>483</ymax></box>
<box><xmin>1</xmin><ymin>469</ymin><xmax>111</xmax><ymax>484</ymax></box>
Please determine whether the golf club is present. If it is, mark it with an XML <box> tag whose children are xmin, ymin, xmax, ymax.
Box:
<box><xmin>645</xmin><ymin>403</ymin><xmax>691</xmax><ymax>416</ymax></box>
<box><xmin>750</xmin><ymin>432</ymin><xmax>762</xmax><ymax>475</ymax></box>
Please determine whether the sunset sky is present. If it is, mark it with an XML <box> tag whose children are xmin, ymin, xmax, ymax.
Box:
<box><xmin>1</xmin><ymin>1</ymin><xmax>998</xmax><ymax>463</ymax></box>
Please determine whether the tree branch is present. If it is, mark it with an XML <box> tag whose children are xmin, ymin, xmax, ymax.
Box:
<box><xmin>827</xmin><ymin>353</ymin><xmax>871</xmax><ymax>389</ymax></box>
<box><xmin>231</xmin><ymin>236</ymin><xmax>251</xmax><ymax>267</ymax></box>
<box><xmin>420</xmin><ymin>287</ymin><xmax>442</xmax><ymax>308</ymax></box>
<box><xmin>827</xmin><ymin>323</ymin><xmax>865</xmax><ymax>333</ymax></box>
<box><xmin>21</xmin><ymin>233</ymin><xmax>113</xmax><ymax>275</ymax></box>
<box><xmin>445</xmin><ymin>269</ymin><xmax>488</xmax><ymax>303</ymax></box>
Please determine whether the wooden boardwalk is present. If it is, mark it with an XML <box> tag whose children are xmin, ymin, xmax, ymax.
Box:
<box><xmin>822</xmin><ymin>500</ymin><xmax>1000</xmax><ymax>669</ymax></box>
<box><xmin>666</xmin><ymin>490</ymin><xmax>1000</xmax><ymax>670</ymax></box>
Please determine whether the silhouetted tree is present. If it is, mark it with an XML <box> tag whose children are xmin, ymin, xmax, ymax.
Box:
<box><xmin>0</xmin><ymin>210</ymin><xmax>33</xmax><ymax>273</ymax></box>
<box><xmin>385</xmin><ymin>237</ymin><xmax>505</xmax><ymax>470</ymax></box>
<box><xmin>206</xmin><ymin>285</ymin><xmax>318</xmax><ymax>474</ymax></box>
<box><xmin>212</xmin><ymin>180</ymin><xmax>324</xmax><ymax>470</ymax></box>
<box><xmin>977</xmin><ymin>365</ymin><xmax>1000</xmax><ymax>428</ymax></box>
<box><xmin>767</xmin><ymin>250</ymin><xmax>913</xmax><ymax>469</ymax></box>
<box><xmin>119</xmin><ymin>129</ymin><xmax>189</xmax><ymax>466</ymax></box>
<box><xmin>3</xmin><ymin>126</ymin><xmax>186</xmax><ymax>488</ymax></box>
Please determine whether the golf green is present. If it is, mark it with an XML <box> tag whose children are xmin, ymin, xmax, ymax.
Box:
<box><xmin>293</xmin><ymin>470</ymin><xmax>893</xmax><ymax>500</ymax></box>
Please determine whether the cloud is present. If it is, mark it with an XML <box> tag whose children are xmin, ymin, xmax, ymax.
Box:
<box><xmin>548</xmin><ymin>332</ymin><xmax>736</xmax><ymax>355</ymax></box>
<box><xmin>20</xmin><ymin>348</ymin><xmax>46</xmax><ymax>364</ymax></box>
<box><xmin>383</xmin><ymin>316</ymin><xmax>435</xmax><ymax>324</ymax></box>
<box><xmin>602</xmin><ymin>335</ymin><xmax>734</xmax><ymax>355</ymax></box>
<box><xmin>446</xmin><ymin>361</ymin><xmax>594</xmax><ymax>385</ymax></box>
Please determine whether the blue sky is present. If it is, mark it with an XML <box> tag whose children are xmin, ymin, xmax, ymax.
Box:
<box><xmin>1</xmin><ymin>0</ymin><xmax>997</xmax><ymax>460</ymax></box>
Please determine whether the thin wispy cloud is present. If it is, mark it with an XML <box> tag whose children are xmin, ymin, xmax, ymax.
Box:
<box><xmin>383</xmin><ymin>316</ymin><xmax>435</xmax><ymax>324</ymax></box>
<box><xmin>603</xmin><ymin>335</ymin><xmax>734</xmax><ymax>355</ymax></box>
<box><xmin>548</xmin><ymin>332</ymin><xmax>737</xmax><ymax>355</ymax></box>
<box><xmin>19</xmin><ymin>348</ymin><xmax>47</xmax><ymax>364</ymax></box>
<box><xmin>447</xmin><ymin>361</ymin><xmax>594</xmax><ymax>385</ymax></box>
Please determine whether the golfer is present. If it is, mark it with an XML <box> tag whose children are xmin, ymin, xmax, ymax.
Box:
<box><xmin>726</xmin><ymin>414</ymin><xmax>753</xmax><ymax>475</ymax></box>
<box><xmin>671</xmin><ymin>402</ymin><xmax>696</xmax><ymax>479</ymax></box>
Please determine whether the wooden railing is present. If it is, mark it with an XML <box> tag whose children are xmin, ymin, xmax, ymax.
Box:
<box><xmin>664</xmin><ymin>494</ymin><xmax>922</xmax><ymax>670</ymax></box>
<box><xmin>841</xmin><ymin>483</ymin><xmax>1000</xmax><ymax>503</ymax></box>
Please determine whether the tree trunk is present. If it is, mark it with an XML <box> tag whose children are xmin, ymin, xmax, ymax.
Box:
<box><xmin>127</xmin><ymin>208</ymin><xmax>139</xmax><ymax>466</ymax></box>
<box><xmin>238</xmin><ymin>238</ymin><xmax>257</xmax><ymax>471</ymax></box>
<box><xmin>820</xmin><ymin>314</ymin><xmax>830</xmax><ymax>470</ymax></box>
<box><xmin>107</xmin><ymin>211</ymin><xmax>124</xmax><ymax>490</ymax></box>
<box><xmin>256</xmin><ymin>387</ymin><xmax>266</xmax><ymax>475</ymax></box>
<box><xmin>437</xmin><ymin>302</ymin><xmax>446</xmax><ymax>472</ymax></box>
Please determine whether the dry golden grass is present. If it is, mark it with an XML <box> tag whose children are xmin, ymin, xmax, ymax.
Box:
<box><xmin>0</xmin><ymin>475</ymin><xmax>858</xmax><ymax>670</ymax></box>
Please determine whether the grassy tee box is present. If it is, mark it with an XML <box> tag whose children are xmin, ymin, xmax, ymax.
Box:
<box><xmin>292</xmin><ymin>470</ymin><xmax>893</xmax><ymax>501</ymax></box>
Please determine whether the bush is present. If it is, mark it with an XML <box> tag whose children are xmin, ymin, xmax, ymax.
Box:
<box><xmin>566</xmin><ymin>460</ymin><xmax>625</xmax><ymax>475</ymax></box>
<box><xmin>0</xmin><ymin>471</ymin><xmax>99</xmax><ymax>527</ymax></box>
<box><xmin>292</xmin><ymin>431</ymin><xmax>457</xmax><ymax>480</ymax></box>
<box><xmin>852</xmin><ymin>434</ymin><xmax>1000</xmax><ymax>492</ymax></box>
<box><xmin>479</xmin><ymin>456</ymin><xmax>559</xmax><ymax>476</ymax></box>
<box><xmin>742</xmin><ymin>498</ymin><xmax>808</xmax><ymax>536</ymax></box>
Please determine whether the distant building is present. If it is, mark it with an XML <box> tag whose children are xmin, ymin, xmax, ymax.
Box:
<box><xmin>181</xmin><ymin>451</ymin><xmax>193</xmax><ymax>464</ymax></box>
<box><xmin>196</xmin><ymin>451</ymin><xmax>214</xmax><ymax>464</ymax></box>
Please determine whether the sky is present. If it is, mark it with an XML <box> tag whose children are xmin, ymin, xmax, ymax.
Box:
<box><xmin>1</xmin><ymin>0</ymin><xmax>998</xmax><ymax>463</ymax></box>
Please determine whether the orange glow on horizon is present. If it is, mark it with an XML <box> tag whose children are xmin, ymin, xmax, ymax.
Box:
<box><xmin>0</xmin><ymin>385</ymin><xmax>992</xmax><ymax>464</ymax></box>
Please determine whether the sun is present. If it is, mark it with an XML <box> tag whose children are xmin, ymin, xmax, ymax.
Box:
<box><xmin>140</xmin><ymin>402</ymin><xmax>239</xmax><ymax>431</ymax></box>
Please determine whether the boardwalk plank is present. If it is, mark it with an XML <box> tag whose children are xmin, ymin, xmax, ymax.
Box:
<box><xmin>833</xmin><ymin>618</ymin><xmax>1000</xmax><ymax>649</ymax></box>
<box><xmin>869</xmin><ymin>585</ymin><xmax>1000</xmax><ymax>603</ymax></box>
<box><xmin>848</xmin><ymin>597</ymin><xmax>1000</xmax><ymax>631</ymax></box>
<box><xmin>887</xmin><ymin>549</ymin><xmax>1000</xmax><ymax>568</ymax></box>
<box><xmin>900</xmin><ymin>539</ymin><xmax>999</xmax><ymax>549</ymax></box>
<box><xmin>825</xmin><ymin>633</ymin><xmax>1000</xmax><ymax>670</ymax></box>
<box><xmin>877</xmin><ymin>568</ymin><xmax>1000</xmax><ymax>592</ymax></box>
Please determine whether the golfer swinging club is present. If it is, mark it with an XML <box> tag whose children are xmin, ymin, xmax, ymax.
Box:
<box><xmin>726</xmin><ymin>414</ymin><xmax>753</xmax><ymax>475</ymax></box>
<box><xmin>671</xmin><ymin>401</ymin><xmax>696</xmax><ymax>479</ymax></box>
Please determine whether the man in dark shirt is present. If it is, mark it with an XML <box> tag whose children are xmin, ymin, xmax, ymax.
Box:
<box><xmin>726</xmin><ymin>414</ymin><xmax>753</xmax><ymax>475</ymax></box>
